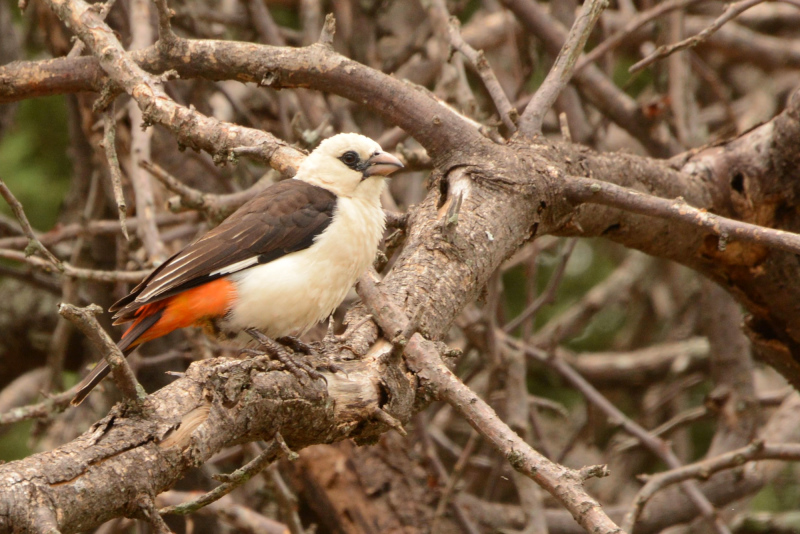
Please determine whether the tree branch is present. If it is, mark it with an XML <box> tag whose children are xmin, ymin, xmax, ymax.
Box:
<box><xmin>518</xmin><ymin>0</ymin><xmax>608</xmax><ymax>136</ymax></box>
<box><xmin>563</xmin><ymin>176</ymin><xmax>800</xmax><ymax>256</ymax></box>
<box><xmin>357</xmin><ymin>273</ymin><xmax>624</xmax><ymax>534</ymax></box>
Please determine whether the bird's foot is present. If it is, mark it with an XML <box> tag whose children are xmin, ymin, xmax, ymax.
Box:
<box><xmin>245</xmin><ymin>328</ymin><xmax>326</xmax><ymax>383</ymax></box>
<box><xmin>276</xmin><ymin>335</ymin><xmax>347</xmax><ymax>376</ymax></box>
<box><xmin>276</xmin><ymin>336</ymin><xmax>316</xmax><ymax>355</ymax></box>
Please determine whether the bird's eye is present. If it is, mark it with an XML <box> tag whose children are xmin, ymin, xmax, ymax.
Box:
<box><xmin>339</xmin><ymin>151</ymin><xmax>360</xmax><ymax>169</ymax></box>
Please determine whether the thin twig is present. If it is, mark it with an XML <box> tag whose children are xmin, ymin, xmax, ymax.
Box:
<box><xmin>102</xmin><ymin>103</ymin><xmax>130</xmax><ymax>241</ymax></box>
<box><xmin>448</xmin><ymin>17</ymin><xmax>517</xmax><ymax>133</ymax></box>
<box><xmin>518</xmin><ymin>0</ymin><xmax>609</xmax><ymax>136</ymax></box>
<box><xmin>152</xmin><ymin>0</ymin><xmax>178</xmax><ymax>48</ymax></box>
<box><xmin>47</xmin><ymin>171</ymin><xmax>103</xmax><ymax>393</ymax></box>
<box><xmin>0</xmin><ymin>263</ymin><xmax>60</xmax><ymax>294</ymax></box>
<box><xmin>0</xmin><ymin>212</ymin><xmax>196</xmax><ymax>250</ymax></box>
<box><xmin>615</xmin><ymin>406</ymin><xmax>711</xmax><ymax>452</ymax></box>
<box><xmin>0</xmin><ymin>248</ymin><xmax>149</xmax><ymax>282</ymax></box>
<box><xmin>563</xmin><ymin>176</ymin><xmax>800</xmax><ymax>256</ymax></box>
<box><xmin>504</xmin><ymin>333</ymin><xmax>731</xmax><ymax>534</ymax></box>
<box><xmin>245</xmin><ymin>0</ymin><xmax>286</xmax><ymax>46</ymax></box>
<box><xmin>318</xmin><ymin>13</ymin><xmax>335</xmax><ymax>47</ymax></box>
<box><xmin>66</xmin><ymin>0</ymin><xmax>118</xmax><ymax>57</ymax></box>
<box><xmin>530</xmin><ymin>252</ymin><xmax>651</xmax><ymax>347</ymax></box>
<box><xmin>137</xmin><ymin>495</ymin><xmax>172</xmax><ymax>534</ymax></box>
<box><xmin>140</xmin><ymin>160</ymin><xmax>271</xmax><ymax>222</ymax></box>
<box><xmin>157</xmin><ymin>490</ymin><xmax>288</xmax><ymax>534</ymax></box>
<box><xmin>576</xmin><ymin>0</ymin><xmax>706</xmax><ymax>72</ymax></box>
<box><xmin>431</xmin><ymin>432</ymin><xmax>480</xmax><ymax>534</ymax></box>
<box><xmin>263</xmin><ymin>454</ymin><xmax>305</xmax><ymax>534</ymax></box>
<box><xmin>126</xmin><ymin>3</ymin><xmax>167</xmax><ymax>264</ymax></box>
<box><xmin>0</xmin><ymin>387</ymin><xmax>81</xmax><ymax>426</ymax></box>
<box><xmin>629</xmin><ymin>0</ymin><xmax>767</xmax><ymax>73</ymax></box>
<box><xmin>0</xmin><ymin>179</ymin><xmax>62</xmax><ymax>268</ymax></box>
<box><xmin>40</xmin><ymin>0</ymin><xmax>307</xmax><ymax>176</ymax></box>
<box><xmin>502</xmin><ymin>0</ymin><xmax>679</xmax><ymax>156</ymax></box>
<box><xmin>504</xmin><ymin>238</ymin><xmax>577</xmax><ymax>333</ymax></box>
<box><xmin>418</xmin><ymin>415</ymin><xmax>483</xmax><ymax>534</ymax></box>
<box><xmin>160</xmin><ymin>437</ymin><xmax>283</xmax><ymax>515</ymax></box>
<box><xmin>371</xmin><ymin>407</ymin><xmax>407</xmax><ymax>436</ymax></box>
<box><xmin>58</xmin><ymin>304</ymin><xmax>145</xmax><ymax>406</ymax></box>
<box><xmin>625</xmin><ymin>441</ymin><xmax>800</xmax><ymax>531</ymax></box>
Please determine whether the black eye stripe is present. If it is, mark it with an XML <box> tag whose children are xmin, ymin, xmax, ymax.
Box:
<box><xmin>339</xmin><ymin>150</ymin><xmax>370</xmax><ymax>172</ymax></box>
<box><xmin>339</xmin><ymin>151</ymin><xmax>360</xmax><ymax>169</ymax></box>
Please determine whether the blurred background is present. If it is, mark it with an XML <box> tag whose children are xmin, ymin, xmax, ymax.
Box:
<box><xmin>1</xmin><ymin>0</ymin><xmax>799</xmax><ymax>532</ymax></box>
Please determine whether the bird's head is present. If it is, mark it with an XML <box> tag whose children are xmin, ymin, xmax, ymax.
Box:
<box><xmin>295</xmin><ymin>133</ymin><xmax>404</xmax><ymax>199</ymax></box>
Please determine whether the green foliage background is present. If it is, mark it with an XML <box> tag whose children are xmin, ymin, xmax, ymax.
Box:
<box><xmin>0</xmin><ymin>96</ymin><xmax>71</xmax><ymax>229</ymax></box>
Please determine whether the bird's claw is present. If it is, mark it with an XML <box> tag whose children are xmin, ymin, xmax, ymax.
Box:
<box><xmin>245</xmin><ymin>328</ymin><xmax>327</xmax><ymax>384</ymax></box>
<box><xmin>279</xmin><ymin>355</ymin><xmax>327</xmax><ymax>384</ymax></box>
<box><xmin>238</xmin><ymin>348</ymin><xmax>264</xmax><ymax>358</ymax></box>
<box><xmin>320</xmin><ymin>361</ymin><xmax>349</xmax><ymax>378</ymax></box>
<box><xmin>276</xmin><ymin>335</ymin><xmax>317</xmax><ymax>355</ymax></box>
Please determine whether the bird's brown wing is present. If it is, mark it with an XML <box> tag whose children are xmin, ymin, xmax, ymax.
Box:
<box><xmin>110</xmin><ymin>180</ymin><xmax>336</xmax><ymax>323</ymax></box>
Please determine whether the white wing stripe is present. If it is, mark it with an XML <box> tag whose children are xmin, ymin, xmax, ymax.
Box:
<box><xmin>136</xmin><ymin>256</ymin><xmax>260</xmax><ymax>302</ymax></box>
<box><xmin>208</xmin><ymin>257</ymin><xmax>260</xmax><ymax>277</ymax></box>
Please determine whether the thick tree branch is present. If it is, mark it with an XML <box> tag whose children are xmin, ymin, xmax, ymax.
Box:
<box><xmin>563</xmin><ymin>176</ymin><xmax>800</xmax><ymax>256</ymax></box>
<box><xmin>0</xmin><ymin>40</ymin><xmax>487</xmax><ymax>169</ymax></box>
<box><xmin>0</xmin><ymin>345</ymin><xmax>404</xmax><ymax>532</ymax></box>
<box><xmin>2</xmin><ymin>3</ymin><xmax>800</xmax><ymax>532</ymax></box>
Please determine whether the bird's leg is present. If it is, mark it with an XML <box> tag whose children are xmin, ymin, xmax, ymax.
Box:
<box><xmin>244</xmin><ymin>328</ymin><xmax>326</xmax><ymax>383</ymax></box>
<box><xmin>322</xmin><ymin>315</ymin><xmax>338</xmax><ymax>345</ymax></box>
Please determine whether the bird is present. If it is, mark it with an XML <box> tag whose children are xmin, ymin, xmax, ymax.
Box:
<box><xmin>71</xmin><ymin>133</ymin><xmax>404</xmax><ymax>405</ymax></box>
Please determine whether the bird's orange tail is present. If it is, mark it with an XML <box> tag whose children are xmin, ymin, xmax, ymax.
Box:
<box><xmin>71</xmin><ymin>278</ymin><xmax>236</xmax><ymax>405</ymax></box>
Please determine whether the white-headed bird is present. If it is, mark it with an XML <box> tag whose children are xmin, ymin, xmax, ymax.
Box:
<box><xmin>72</xmin><ymin>133</ymin><xmax>403</xmax><ymax>405</ymax></box>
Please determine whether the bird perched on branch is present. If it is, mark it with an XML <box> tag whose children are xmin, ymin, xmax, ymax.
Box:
<box><xmin>71</xmin><ymin>133</ymin><xmax>404</xmax><ymax>406</ymax></box>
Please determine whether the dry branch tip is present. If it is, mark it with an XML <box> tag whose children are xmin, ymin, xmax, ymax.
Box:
<box><xmin>319</xmin><ymin>13</ymin><xmax>336</xmax><ymax>47</ymax></box>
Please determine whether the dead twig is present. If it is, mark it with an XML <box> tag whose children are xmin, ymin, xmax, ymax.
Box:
<box><xmin>630</xmin><ymin>0</ymin><xmax>768</xmax><ymax>73</ymax></box>
<box><xmin>504</xmin><ymin>333</ymin><xmax>731</xmax><ymax>534</ymax></box>
<box><xmin>58</xmin><ymin>304</ymin><xmax>145</xmax><ymax>406</ymax></box>
<box><xmin>157</xmin><ymin>490</ymin><xmax>288</xmax><ymax>534</ymax></box>
<box><xmin>137</xmin><ymin>495</ymin><xmax>172</xmax><ymax>534</ymax></box>
<box><xmin>262</xmin><ymin>453</ymin><xmax>305</xmax><ymax>534</ymax></box>
<box><xmin>518</xmin><ymin>0</ymin><xmax>608</xmax><ymax>136</ymax></box>
<box><xmin>0</xmin><ymin>248</ymin><xmax>149</xmax><ymax>283</ymax></box>
<box><xmin>159</xmin><ymin>437</ymin><xmax>283</xmax><ymax>515</ymax></box>
<box><xmin>448</xmin><ymin>18</ymin><xmax>517</xmax><ymax>133</ymax></box>
<box><xmin>102</xmin><ymin>103</ymin><xmax>130</xmax><ymax>241</ymax></box>
<box><xmin>431</xmin><ymin>432</ymin><xmax>480</xmax><ymax>534</ymax></box>
<box><xmin>152</xmin><ymin>0</ymin><xmax>178</xmax><ymax>49</ymax></box>
<box><xmin>504</xmin><ymin>238</ymin><xmax>577</xmax><ymax>333</ymax></box>
<box><xmin>624</xmin><ymin>441</ymin><xmax>800</xmax><ymax>531</ymax></box>
<box><xmin>418</xmin><ymin>415</ymin><xmax>484</xmax><ymax>534</ymax></box>
<box><xmin>357</xmin><ymin>273</ymin><xmax>624</xmax><ymax>534</ymax></box>
<box><xmin>576</xmin><ymin>0</ymin><xmax>706</xmax><ymax>72</ymax></box>
<box><xmin>0</xmin><ymin>179</ymin><xmax>62</xmax><ymax>268</ymax></box>
<box><xmin>139</xmin><ymin>160</ymin><xmax>272</xmax><ymax>223</ymax></box>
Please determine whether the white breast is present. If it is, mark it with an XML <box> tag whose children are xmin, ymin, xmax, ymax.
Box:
<box><xmin>224</xmin><ymin>194</ymin><xmax>385</xmax><ymax>338</ymax></box>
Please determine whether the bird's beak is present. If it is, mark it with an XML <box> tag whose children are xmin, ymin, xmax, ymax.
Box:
<box><xmin>363</xmin><ymin>151</ymin><xmax>404</xmax><ymax>178</ymax></box>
